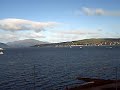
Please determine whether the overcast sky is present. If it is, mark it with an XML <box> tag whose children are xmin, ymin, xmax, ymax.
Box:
<box><xmin>0</xmin><ymin>0</ymin><xmax>120</xmax><ymax>43</ymax></box>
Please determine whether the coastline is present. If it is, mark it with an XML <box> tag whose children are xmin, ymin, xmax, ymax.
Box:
<box><xmin>67</xmin><ymin>77</ymin><xmax>120</xmax><ymax>90</ymax></box>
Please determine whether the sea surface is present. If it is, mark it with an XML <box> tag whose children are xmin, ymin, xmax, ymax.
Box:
<box><xmin>0</xmin><ymin>46</ymin><xmax>120</xmax><ymax>90</ymax></box>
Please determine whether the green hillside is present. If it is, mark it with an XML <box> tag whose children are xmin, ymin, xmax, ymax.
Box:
<box><xmin>33</xmin><ymin>38</ymin><xmax>120</xmax><ymax>47</ymax></box>
<box><xmin>69</xmin><ymin>38</ymin><xmax>120</xmax><ymax>46</ymax></box>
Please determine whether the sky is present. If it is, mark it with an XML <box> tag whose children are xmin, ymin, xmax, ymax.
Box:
<box><xmin>0</xmin><ymin>0</ymin><xmax>120</xmax><ymax>43</ymax></box>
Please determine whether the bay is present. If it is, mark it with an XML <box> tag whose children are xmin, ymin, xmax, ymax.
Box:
<box><xmin>0</xmin><ymin>46</ymin><xmax>120</xmax><ymax>90</ymax></box>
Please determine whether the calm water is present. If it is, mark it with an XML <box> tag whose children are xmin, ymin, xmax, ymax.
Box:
<box><xmin>0</xmin><ymin>46</ymin><xmax>120</xmax><ymax>90</ymax></box>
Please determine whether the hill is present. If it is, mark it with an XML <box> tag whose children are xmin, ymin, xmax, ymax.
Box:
<box><xmin>70</xmin><ymin>38</ymin><xmax>120</xmax><ymax>46</ymax></box>
<box><xmin>33</xmin><ymin>38</ymin><xmax>120</xmax><ymax>47</ymax></box>
<box><xmin>6</xmin><ymin>39</ymin><xmax>49</xmax><ymax>47</ymax></box>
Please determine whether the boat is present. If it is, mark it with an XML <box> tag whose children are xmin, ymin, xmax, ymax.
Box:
<box><xmin>0</xmin><ymin>48</ymin><xmax>4</xmax><ymax>54</ymax></box>
<box><xmin>0</xmin><ymin>51</ymin><xmax>3</xmax><ymax>54</ymax></box>
<box><xmin>0</xmin><ymin>48</ymin><xmax>3</xmax><ymax>50</ymax></box>
<box><xmin>80</xmin><ymin>47</ymin><xmax>82</xmax><ymax>48</ymax></box>
<box><xmin>106</xmin><ymin>46</ymin><xmax>112</xmax><ymax>49</ymax></box>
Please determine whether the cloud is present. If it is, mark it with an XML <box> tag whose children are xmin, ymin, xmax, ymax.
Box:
<box><xmin>0</xmin><ymin>18</ymin><xmax>58</xmax><ymax>32</ymax></box>
<box><xmin>0</xmin><ymin>33</ymin><xmax>19</xmax><ymax>42</ymax></box>
<box><xmin>81</xmin><ymin>7</ymin><xmax>120</xmax><ymax>16</ymax></box>
<box><xmin>53</xmin><ymin>30</ymin><xmax>98</xmax><ymax>35</ymax></box>
<box><xmin>45</xmin><ymin>29</ymin><xmax>99</xmax><ymax>43</ymax></box>
<box><xmin>22</xmin><ymin>32</ymin><xmax>45</xmax><ymax>38</ymax></box>
<box><xmin>0</xmin><ymin>32</ymin><xmax>45</xmax><ymax>43</ymax></box>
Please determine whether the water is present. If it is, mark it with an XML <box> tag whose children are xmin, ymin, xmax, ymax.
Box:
<box><xmin>0</xmin><ymin>46</ymin><xmax>120</xmax><ymax>90</ymax></box>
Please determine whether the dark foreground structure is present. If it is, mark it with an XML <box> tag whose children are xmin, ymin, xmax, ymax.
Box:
<box><xmin>67</xmin><ymin>77</ymin><xmax>120</xmax><ymax>90</ymax></box>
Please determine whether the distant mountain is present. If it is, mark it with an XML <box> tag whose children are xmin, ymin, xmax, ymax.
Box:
<box><xmin>6</xmin><ymin>39</ymin><xmax>49</xmax><ymax>47</ymax></box>
<box><xmin>0</xmin><ymin>42</ymin><xmax>9</xmax><ymax>48</ymax></box>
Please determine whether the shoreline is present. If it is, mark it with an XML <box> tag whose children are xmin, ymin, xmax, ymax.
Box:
<box><xmin>67</xmin><ymin>77</ymin><xmax>120</xmax><ymax>90</ymax></box>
